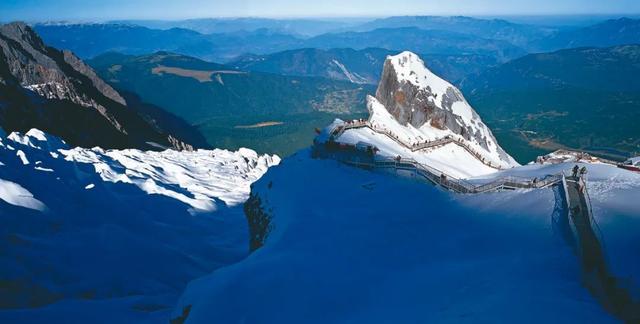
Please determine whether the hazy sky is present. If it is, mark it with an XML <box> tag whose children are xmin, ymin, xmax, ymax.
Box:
<box><xmin>3</xmin><ymin>0</ymin><xmax>640</xmax><ymax>21</ymax></box>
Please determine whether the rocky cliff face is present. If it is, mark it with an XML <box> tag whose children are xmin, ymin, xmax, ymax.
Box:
<box><xmin>374</xmin><ymin>51</ymin><xmax>515</xmax><ymax>164</ymax></box>
<box><xmin>0</xmin><ymin>22</ymin><xmax>194</xmax><ymax>150</ymax></box>
<box><xmin>243</xmin><ymin>193</ymin><xmax>274</xmax><ymax>251</ymax></box>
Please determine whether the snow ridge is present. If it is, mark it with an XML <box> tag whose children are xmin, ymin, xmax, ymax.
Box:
<box><xmin>388</xmin><ymin>51</ymin><xmax>452</xmax><ymax>97</ymax></box>
<box><xmin>1</xmin><ymin>128</ymin><xmax>280</xmax><ymax>213</ymax></box>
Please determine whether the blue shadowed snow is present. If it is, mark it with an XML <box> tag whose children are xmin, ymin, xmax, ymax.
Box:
<box><xmin>174</xmin><ymin>150</ymin><xmax>620</xmax><ymax>323</ymax></box>
<box><xmin>0</xmin><ymin>130</ymin><xmax>263</xmax><ymax>323</ymax></box>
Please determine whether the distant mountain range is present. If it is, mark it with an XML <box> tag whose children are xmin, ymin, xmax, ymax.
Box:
<box><xmin>108</xmin><ymin>17</ymin><xmax>365</xmax><ymax>37</ymax></box>
<box><xmin>31</xmin><ymin>20</ymin><xmax>529</xmax><ymax>63</ymax></box>
<box><xmin>33</xmin><ymin>23</ymin><xmax>216</xmax><ymax>59</ymax></box>
<box><xmin>0</xmin><ymin>22</ymin><xmax>200</xmax><ymax>150</ymax></box>
<box><xmin>88</xmin><ymin>51</ymin><xmax>373</xmax><ymax>156</ymax></box>
<box><xmin>31</xmin><ymin>24</ymin><xmax>521</xmax><ymax>64</ymax></box>
<box><xmin>303</xmin><ymin>27</ymin><xmax>526</xmax><ymax>62</ymax></box>
<box><xmin>32</xmin><ymin>16</ymin><xmax>640</xmax><ymax>65</ymax></box>
<box><xmin>6</xmin><ymin>16</ymin><xmax>640</xmax><ymax>159</ymax></box>
<box><xmin>463</xmin><ymin>45</ymin><xmax>640</xmax><ymax>161</ymax></box>
<box><xmin>346</xmin><ymin>15</ymin><xmax>556</xmax><ymax>50</ymax></box>
<box><xmin>537</xmin><ymin>17</ymin><xmax>640</xmax><ymax>51</ymax></box>
<box><xmin>230</xmin><ymin>48</ymin><xmax>497</xmax><ymax>85</ymax></box>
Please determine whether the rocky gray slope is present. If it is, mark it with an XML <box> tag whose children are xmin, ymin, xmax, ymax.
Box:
<box><xmin>0</xmin><ymin>22</ymin><xmax>194</xmax><ymax>150</ymax></box>
<box><xmin>374</xmin><ymin>51</ymin><xmax>515</xmax><ymax>165</ymax></box>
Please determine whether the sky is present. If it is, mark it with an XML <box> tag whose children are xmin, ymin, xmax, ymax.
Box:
<box><xmin>2</xmin><ymin>0</ymin><xmax>640</xmax><ymax>21</ymax></box>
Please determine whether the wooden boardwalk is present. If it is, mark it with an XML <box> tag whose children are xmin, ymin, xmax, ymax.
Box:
<box><xmin>329</xmin><ymin>120</ymin><xmax>504</xmax><ymax>170</ymax></box>
<box><xmin>319</xmin><ymin>120</ymin><xmax>639</xmax><ymax>320</ymax></box>
<box><xmin>341</xmin><ymin>156</ymin><xmax>562</xmax><ymax>194</ymax></box>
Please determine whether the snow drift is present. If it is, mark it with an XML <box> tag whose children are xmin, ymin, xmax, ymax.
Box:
<box><xmin>0</xmin><ymin>128</ymin><xmax>278</xmax><ymax>322</ymax></box>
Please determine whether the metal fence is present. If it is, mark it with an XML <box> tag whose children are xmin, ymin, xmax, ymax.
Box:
<box><xmin>341</xmin><ymin>155</ymin><xmax>564</xmax><ymax>194</ymax></box>
<box><xmin>328</xmin><ymin>120</ymin><xmax>503</xmax><ymax>170</ymax></box>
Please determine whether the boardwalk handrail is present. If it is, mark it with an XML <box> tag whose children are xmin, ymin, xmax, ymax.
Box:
<box><xmin>324</xmin><ymin>120</ymin><xmax>566</xmax><ymax>194</ymax></box>
<box><xmin>328</xmin><ymin>120</ymin><xmax>504</xmax><ymax>170</ymax></box>
<box><xmin>579</xmin><ymin>175</ymin><xmax>608</xmax><ymax>262</ymax></box>
<box><xmin>339</xmin><ymin>154</ymin><xmax>563</xmax><ymax>194</ymax></box>
<box><xmin>326</xmin><ymin>129</ymin><xmax>626</xmax><ymax>316</ymax></box>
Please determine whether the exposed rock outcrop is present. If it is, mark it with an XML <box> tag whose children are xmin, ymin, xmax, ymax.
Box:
<box><xmin>0</xmin><ymin>22</ymin><xmax>196</xmax><ymax>150</ymax></box>
<box><xmin>374</xmin><ymin>51</ymin><xmax>516</xmax><ymax>165</ymax></box>
<box><xmin>244</xmin><ymin>193</ymin><xmax>273</xmax><ymax>251</ymax></box>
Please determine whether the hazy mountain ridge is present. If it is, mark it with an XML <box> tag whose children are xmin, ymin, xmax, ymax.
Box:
<box><xmin>33</xmin><ymin>23</ymin><xmax>213</xmax><ymax>59</ymax></box>
<box><xmin>32</xmin><ymin>16</ymin><xmax>640</xmax><ymax>65</ymax></box>
<box><xmin>348</xmin><ymin>15</ymin><xmax>557</xmax><ymax>50</ymax></box>
<box><xmin>230</xmin><ymin>47</ymin><xmax>497</xmax><ymax>85</ymax></box>
<box><xmin>304</xmin><ymin>27</ymin><xmax>526</xmax><ymax>62</ymax></box>
<box><xmin>537</xmin><ymin>17</ymin><xmax>640</xmax><ymax>51</ymax></box>
<box><xmin>32</xmin><ymin>20</ymin><xmax>527</xmax><ymax>63</ymax></box>
<box><xmin>109</xmin><ymin>17</ymin><xmax>363</xmax><ymax>36</ymax></box>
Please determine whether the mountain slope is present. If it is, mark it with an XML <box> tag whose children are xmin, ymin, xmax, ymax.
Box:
<box><xmin>349</xmin><ymin>15</ymin><xmax>555</xmax><ymax>50</ymax></box>
<box><xmin>0</xmin><ymin>22</ymin><xmax>195</xmax><ymax>150</ymax></box>
<box><xmin>33</xmin><ymin>23</ymin><xmax>215</xmax><ymax>59</ymax></box>
<box><xmin>88</xmin><ymin>51</ymin><xmax>373</xmax><ymax>156</ymax></box>
<box><xmin>109</xmin><ymin>17</ymin><xmax>359</xmax><ymax>37</ymax></box>
<box><xmin>304</xmin><ymin>27</ymin><xmax>526</xmax><ymax>62</ymax></box>
<box><xmin>230</xmin><ymin>47</ymin><xmax>497</xmax><ymax>85</ymax></box>
<box><xmin>33</xmin><ymin>23</ymin><xmax>302</xmax><ymax>63</ymax></box>
<box><xmin>171</xmin><ymin>54</ymin><xmax>640</xmax><ymax>321</ymax></box>
<box><xmin>0</xmin><ymin>128</ymin><xmax>278</xmax><ymax>321</ymax></box>
<box><xmin>34</xmin><ymin>23</ymin><xmax>525</xmax><ymax>64</ymax></box>
<box><xmin>462</xmin><ymin>45</ymin><xmax>640</xmax><ymax>161</ymax></box>
<box><xmin>538</xmin><ymin>18</ymin><xmax>640</xmax><ymax>51</ymax></box>
<box><xmin>31</xmin><ymin>18</ymin><xmax>640</xmax><ymax>66</ymax></box>
<box><xmin>328</xmin><ymin>51</ymin><xmax>518</xmax><ymax>178</ymax></box>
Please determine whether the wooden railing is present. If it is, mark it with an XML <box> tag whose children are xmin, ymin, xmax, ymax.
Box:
<box><xmin>328</xmin><ymin>120</ymin><xmax>504</xmax><ymax>170</ymax></box>
<box><xmin>340</xmin><ymin>155</ymin><xmax>563</xmax><ymax>194</ymax></box>
<box><xmin>322</xmin><ymin>119</ymin><xmax>567</xmax><ymax>194</ymax></box>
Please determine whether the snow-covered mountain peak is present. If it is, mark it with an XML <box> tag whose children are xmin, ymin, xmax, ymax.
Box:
<box><xmin>377</xmin><ymin>51</ymin><xmax>493</xmax><ymax>136</ymax></box>
<box><xmin>386</xmin><ymin>51</ymin><xmax>452</xmax><ymax>96</ymax></box>
<box><xmin>330</xmin><ymin>51</ymin><xmax>520</xmax><ymax>176</ymax></box>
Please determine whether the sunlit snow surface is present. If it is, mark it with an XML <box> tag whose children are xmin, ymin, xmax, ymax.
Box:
<box><xmin>174</xmin><ymin>150</ymin><xmax>640</xmax><ymax>323</ymax></box>
<box><xmin>62</xmin><ymin>145</ymin><xmax>278</xmax><ymax>213</ymax></box>
<box><xmin>336</xmin><ymin>93</ymin><xmax>517</xmax><ymax>178</ymax></box>
<box><xmin>375</xmin><ymin>52</ymin><xmax>519</xmax><ymax>170</ymax></box>
<box><xmin>0</xmin><ymin>129</ymin><xmax>278</xmax><ymax>323</ymax></box>
<box><xmin>3</xmin><ymin>129</ymin><xmax>279</xmax><ymax>213</ymax></box>
<box><xmin>0</xmin><ymin>178</ymin><xmax>46</xmax><ymax>211</ymax></box>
